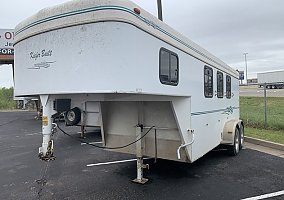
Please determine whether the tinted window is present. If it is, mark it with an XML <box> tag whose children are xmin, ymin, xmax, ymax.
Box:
<box><xmin>217</xmin><ymin>71</ymin><xmax>224</xmax><ymax>98</ymax></box>
<box><xmin>170</xmin><ymin>54</ymin><xmax>178</xmax><ymax>83</ymax></box>
<box><xmin>204</xmin><ymin>66</ymin><xmax>213</xmax><ymax>98</ymax></box>
<box><xmin>159</xmin><ymin>48</ymin><xmax>179</xmax><ymax>86</ymax></box>
<box><xmin>226</xmin><ymin>75</ymin><xmax>231</xmax><ymax>99</ymax></box>
<box><xmin>160</xmin><ymin>50</ymin><xmax>170</xmax><ymax>83</ymax></box>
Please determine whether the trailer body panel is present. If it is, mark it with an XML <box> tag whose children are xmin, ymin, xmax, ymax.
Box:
<box><xmin>14</xmin><ymin>0</ymin><xmax>242</xmax><ymax>166</ymax></box>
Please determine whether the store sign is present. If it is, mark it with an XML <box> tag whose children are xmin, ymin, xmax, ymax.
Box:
<box><xmin>239</xmin><ymin>71</ymin><xmax>244</xmax><ymax>80</ymax></box>
<box><xmin>0</xmin><ymin>29</ymin><xmax>14</xmax><ymax>55</ymax></box>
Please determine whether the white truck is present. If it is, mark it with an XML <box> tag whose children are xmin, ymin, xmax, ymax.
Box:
<box><xmin>257</xmin><ymin>70</ymin><xmax>284</xmax><ymax>89</ymax></box>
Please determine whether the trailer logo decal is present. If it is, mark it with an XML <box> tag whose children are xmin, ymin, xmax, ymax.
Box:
<box><xmin>28</xmin><ymin>49</ymin><xmax>55</xmax><ymax>69</ymax></box>
<box><xmin>28</xmin><ymin>61</ymin><xmax>56</xmax><ymax>70</ymax></box>
<box><xmin>191</xmin><ymin>106</ymin><xmax>238</xmax><ymax>116</ymax></box>
<box><xmin>30</xmin><ymin>49</ymin><xmax>53</xmax><ymax>60</ymax></box>
<box><xmin>222</xmin><ymin>106</ymin><xmax>234</xmax><ymax>115</ymax></box>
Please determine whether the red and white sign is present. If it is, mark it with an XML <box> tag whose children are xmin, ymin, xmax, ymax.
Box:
<box><xmin>0</xmin><ymin>29</ymin><xmax>14</xmax><ymax>55</ymax></box>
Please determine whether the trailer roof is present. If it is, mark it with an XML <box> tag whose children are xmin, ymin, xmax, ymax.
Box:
<box><xmin>14</xmin><ymin>0</ymin><xmax>238</xmax><ymax>78</ymax></box>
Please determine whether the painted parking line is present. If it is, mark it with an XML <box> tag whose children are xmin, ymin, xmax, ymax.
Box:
<box><xmin>25</xmin><ymin>132</ymin><xmax>41</xmax><ymax>136</ymax></box>
<box><xmin>87</xmin><ymin>158</ymin><xmax>152</xmax><ymax>167</ymax></box>
<box><xmin>242</xmin><ymin>190</ymin><xmax>284</xmax><ymax>200</ymax></box>
<box><xmin>81</xmin><ymin>141</ymin><xmax>103</xmax><ymax>145</ymax></box>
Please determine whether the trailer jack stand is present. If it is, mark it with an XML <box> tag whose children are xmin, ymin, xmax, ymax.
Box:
<box><xmin>39</xmin><ymin>152</ymin><xmax>55</xmax><ymax>161</ymax></box>
<box><xmin>132</xmin><ymin>125</ymin><xmax>149</xmax><ymax>184</ymax></box>
<box><xmin>39</xmin><ymin>140</ymin><xmax>55</xmax><ymax>161</ymax></box>
<box><xmin>132</xmin><ymin>157</ymin><xmax>149</xmax><ymax>184</ymax></box>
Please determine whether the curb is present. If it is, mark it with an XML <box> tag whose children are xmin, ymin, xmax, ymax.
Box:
<box><xmin>245</xmin><ymin>136</ymin><xmax>284</xmax><ymax>151</ymax></box>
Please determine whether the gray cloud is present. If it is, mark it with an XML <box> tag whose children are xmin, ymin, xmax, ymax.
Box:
<box><xmin>160</xmin><ymin>0</ymin><xmax>284</xmax><ymax>78</ymax></box>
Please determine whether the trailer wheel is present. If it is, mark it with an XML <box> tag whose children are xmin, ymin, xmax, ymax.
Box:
<box><xmin>228</xmin><ymin>127</ymin><xmax>240</xmax><ymax>156</ymax></box>
<box><xmin>65</xmin><ymin>107</ymin><xmax>81</xmax><ymax>126</ymax></box>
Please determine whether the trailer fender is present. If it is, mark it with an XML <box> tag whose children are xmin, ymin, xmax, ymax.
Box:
<box><xmin>221</xmin><ymin>119</ymin><xmax>243</xmax><ymax>145</ymax></box>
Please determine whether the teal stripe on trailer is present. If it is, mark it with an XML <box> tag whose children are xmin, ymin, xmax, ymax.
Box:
<box><xmin>191</xmin><ymin>106</ymin><xmax>239</xmax><ymax>116</ymax></box>
<box><xmin>15</xmin><ymin>5</ymin><xmax>234</xmax><ymax>74</ymax></box>
<box><xmin>15</xmin><ymin>6</ymin><xmax>133</xmax><ymax>35</ymax></box>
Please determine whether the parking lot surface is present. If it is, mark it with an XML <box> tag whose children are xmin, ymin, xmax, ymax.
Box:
<box><xmin>240</xmin><ymin>86</ymin><xmax>284</xmax><ymax>97</ymax></box>
<box><xmin>0</xmin><ymin>111</ymin><xmax>283</xmax><ymax>200</ymax></box>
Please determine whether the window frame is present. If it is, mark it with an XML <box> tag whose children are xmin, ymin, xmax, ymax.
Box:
<box><xmin>159</xmin><ymin>47</ymin><xmax>179</xmax><ymax>86</ymax></box>
<box><xmin>226</xmin><ymin>75</ymin><xmax>231</xmax><ymax>99</ymax></box>
<box><xmin>204</xmin><ymin>65</ymin><xmax>213</xmax><ymax>98</ymax></box>
<box><xmin>217</xmin><ymin>71</ymin><xmax>224</xmax><ymax>98</ymax></box>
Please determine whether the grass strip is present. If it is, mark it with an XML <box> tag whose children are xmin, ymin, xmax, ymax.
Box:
<box><xmin>0</xmin><ymin>87</ymin><xmax>16</xmax><ymax>110</ymax></box>
<box><xmin>245</xmin><ymin>127</ymin><xmax>284</xmax><ymax>145</ymax></box>
<box><xmin>240</xmin><ymin>96</ymin><xmax>284</xmax><ymax>130</ymax></box>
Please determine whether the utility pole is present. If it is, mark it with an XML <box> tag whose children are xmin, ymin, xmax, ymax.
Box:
<box><xmin>157</xmin><ymin>0</ymin><xmax>163</xmax><ymax>21</ymax></box>
<box><xmin>264</xmin><ymin>83</ymin><xmax>267</xmax><ymax>128</ymax></box>
<box><xmin>243</xmin><ymin>53</ymin><xmax>248</xmax><ymax>84</ymax></box>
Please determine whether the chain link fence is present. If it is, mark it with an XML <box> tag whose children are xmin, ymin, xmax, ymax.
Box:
<box><xmin>240</xmin><ymin>83</ymin><xmax>284</xmax><ymax>130</ymax></box>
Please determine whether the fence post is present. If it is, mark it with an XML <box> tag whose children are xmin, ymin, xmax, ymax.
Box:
<box><xmin>264</xmin><ymin>83</ymin><xmax>267</xmax><ymax>128</ymax></box>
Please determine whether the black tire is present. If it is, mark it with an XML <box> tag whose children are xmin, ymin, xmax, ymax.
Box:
<box><xmin>65</xmin><ymin>107</ymin><xmax>81</xmax><ymax>126</ymax></box>
<box><xmin>239</xmin><ymin>124</ymin><xmax>244</xmax><ymax>150</ymax></box>
<box><xmin>228</xmin><ymin>128</ymin><xmax>240</xmax><ymax>156</ymax></box>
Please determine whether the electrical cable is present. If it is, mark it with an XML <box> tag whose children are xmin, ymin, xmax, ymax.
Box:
<box><xmin>57</xmin><ymin>123</ymin><xmax>155</xmax><ymax>150</ymax></box>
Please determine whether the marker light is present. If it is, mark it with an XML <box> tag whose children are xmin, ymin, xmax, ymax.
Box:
<box><xmin>134</xmin><ymin>8</ymin><xmax>141</xmax><ymax>15</ymax></box>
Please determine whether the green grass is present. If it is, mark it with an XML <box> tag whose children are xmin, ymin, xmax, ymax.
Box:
<box><xmin>240</xmin><ymin>96</ymin><xmax>284</xmax><ymax>144</ymax></box>
<box><xmin>0</xmin><ymin>87</ymin><xmax>16</xmax><ymax>110</ymax></box>
<box><xmin>246</xmin><ymin>127</ymin><xmax>284</xmax><ymax>145</ymax></box>
<box><xmin>240</xmin><ymin>96</ymin><xmax>284</xmax><ymax>130</ymax></box>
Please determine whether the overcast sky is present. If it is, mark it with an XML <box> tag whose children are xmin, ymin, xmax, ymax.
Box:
<box><xmin>1</xmin><ymin>0</ymin><xmax>284</xmax><ymax>87</ymax></box>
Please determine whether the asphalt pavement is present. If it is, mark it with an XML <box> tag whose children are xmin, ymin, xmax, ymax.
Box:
<box><xmin>0</xmin><ymin>111</ymin><xmax>284</xmax><ymax>200</ymax></box>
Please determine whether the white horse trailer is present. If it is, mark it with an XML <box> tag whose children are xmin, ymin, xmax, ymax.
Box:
<box><xmin>14</xmin><ymin>0</ymin><xmax>244</xmax><ymax>183</ymax></box>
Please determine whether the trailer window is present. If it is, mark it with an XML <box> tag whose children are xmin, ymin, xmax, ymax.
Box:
<box><xmin>159</xmin><ymin>48</ymin><xmax>179</xmax><ymax>86</ymax></box>
<box><xmin>217</xmin><ymin>71</ymin><xmax>224</xmax><ymax>98</ymax></box>
<box><xmin>204</xmin><ymin>66</ymin><xmax>213</xmax><ymax>98</ymax></box>
<box><xmin>226</xmin><ymin>75</ymin><xmax>231</xmax><ymax>99</ymax></box>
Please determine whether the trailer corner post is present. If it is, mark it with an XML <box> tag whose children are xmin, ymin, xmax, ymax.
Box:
<box><xmin>132</xmin><ymin>125</ymin><xmax>149</xmax><ymax>184</ymax></box>
<box><xmin>39</xmin><ymin>95</ymin><xmax>55</xmax><ymax>161</ymax></box>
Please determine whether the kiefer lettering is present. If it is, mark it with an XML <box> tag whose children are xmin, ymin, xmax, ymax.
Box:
<box><xmin>5</xmin><ymin>42</ymin><xmax>14</xmax><ymax>47</ymax></box>
<box><xmin>0</xmin><ymin>48</ymin><xmax>14</xmax><ymax>55</ymax></box>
